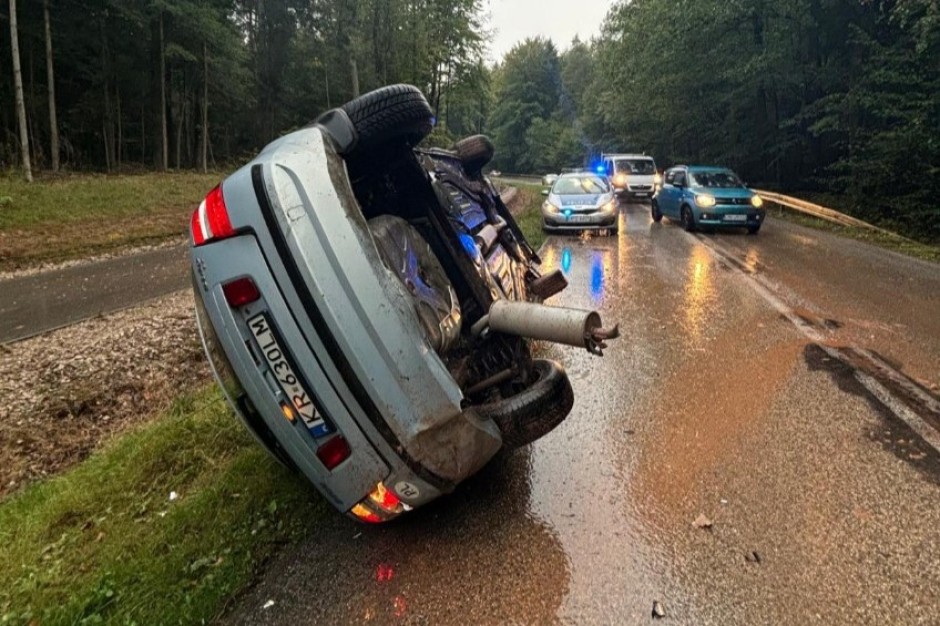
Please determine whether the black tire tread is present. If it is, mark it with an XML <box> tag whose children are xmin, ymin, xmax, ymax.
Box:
<box><xmin>682</xmin><ymin>205</ymin><xmax>696</xmax><ymax>232</ymax></box>
<box><xmin>341</xmin><ymin>84</ymin><xmax>433</xmax><ymax>150</ymax></box>
<box><xmin>476</xmin><ymin>360</ymin><xmax>574</xmax><ymax>449</ymax></box>
<box><xmin>651</xmin><ymin>200</ymin><xmax>663</xmax><ymax>222</ymax></box>
<box><xmin>452</xmin><ymin>134</ymin><xmax>494</xmax><ymax>175</ymax></box>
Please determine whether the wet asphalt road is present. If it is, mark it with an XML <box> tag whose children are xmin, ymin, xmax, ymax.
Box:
<box><xmin>224</xmin><ymin>205</ymin><xmax>940</xmax><ymax>625</ymax></box>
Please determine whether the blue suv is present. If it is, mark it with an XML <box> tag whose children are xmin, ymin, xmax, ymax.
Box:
<box><xmin>652</xmin><ymin>166</ymin><xmax>766</xmax><ymax>234</ymax></box>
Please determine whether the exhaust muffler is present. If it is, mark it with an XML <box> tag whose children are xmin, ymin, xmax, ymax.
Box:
<box><xmin>472</xmin><ymin>300</ymin><xmax>619</xmax><ymax>356</ymax></box>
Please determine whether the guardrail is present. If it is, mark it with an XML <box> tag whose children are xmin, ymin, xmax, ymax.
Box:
<box><xmin>755</xmin><ymin>189</ymin><xmax>892</xmax><ymax>235</ymax></box>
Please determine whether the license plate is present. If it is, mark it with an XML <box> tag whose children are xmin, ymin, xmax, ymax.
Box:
<box><xmin>565</xmin><ymin>214</ymin><xmax>595</xmax><ymax>223</ymax></box>
<box><xmin>247</xmin><ymin>314</ymin><xmax>332</xmax><ymax>438</ymax></box>
<box><xmin>724</xmin><ymin>214</ymin><xmax>747</xmax><ymax>222</ymax></box>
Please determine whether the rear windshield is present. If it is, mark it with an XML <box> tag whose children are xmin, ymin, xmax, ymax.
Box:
<box><xmin>615</xmin><ymin>159</ymin><xmax>656</xmax><ymax>175</ymax></box>
<box><xmin>690</xmin><ymin>171</ymin><xmax>743</xmax><ymax>188</ymax></box>
<box><xmin>553</xmin><ymin>176</ymin><xmax>610</xmax><ymax>195</ymax></box>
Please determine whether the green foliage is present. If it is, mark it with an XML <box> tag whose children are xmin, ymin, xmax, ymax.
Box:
<box><xmin>0</xmin><ymin>387</ymin><xmax>325</xmax><ymax>626</ymax></box>
<box><xmin>554</xmin><ymin>0</ymin><xmax>940</xmax><ymax>243</ymax></box>
<box><xmin>1</xmin><ymin>0</ymin><xmax>488</xmax><ymax>172</ymax></box>
<box><xmin>488</xmin><ymin>38</ymin><xmax>589</xmax><ymax>173</ymax></box>
<box><xmin>512</xmin><ymin>184</ymin><xmax>549</xmax><ymax>251</ymax></box>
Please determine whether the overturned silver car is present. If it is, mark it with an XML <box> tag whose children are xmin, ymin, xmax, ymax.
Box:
<box><xmin>190</xmin><ymin>85</ymin><xmax>617</xmax><ymax>523</ymax></box>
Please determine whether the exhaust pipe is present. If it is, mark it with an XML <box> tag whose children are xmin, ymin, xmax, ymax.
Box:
<box><xmin>471</xmin><ymin>300</ymin><xmax>619</xmax><ymax>356</ymax></box>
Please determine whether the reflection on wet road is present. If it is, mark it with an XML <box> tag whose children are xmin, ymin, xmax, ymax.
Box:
<box><xmin>226</xmin><ymin>207</ymin><xmax>940</xmax><ymax>625</ymax></box>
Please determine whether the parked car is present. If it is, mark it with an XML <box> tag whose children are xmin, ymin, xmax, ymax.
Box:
<box><xmin>190</xmin><ymin>85</ymin><xmax>618</xmax><ymax>524</ymax></box>
<box><xmin>542</xmin><ymin>173</ymin><xmax>559</xmax><ymax>187</ymax></box>
<box><xmin>652</xmin><ymin>165</ymin><xmax>765</xmax><ymax>233</ymax></box>
<box><xmin>601</xmin><ymin>153</ymin><xmax>661</xmax><ymax>200</ymax></box>
<box><xmin>541</xmin><ymin>173</ymin><xmax>619</xmax><ymax>234</ymax></box>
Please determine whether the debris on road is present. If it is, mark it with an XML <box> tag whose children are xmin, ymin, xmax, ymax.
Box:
<box><xmin>745</xmin><ymin>551</ymin><xmax>762</xmax><ymax>564</ymax></box>
<box><xmin>262</xmin><ymin>600</ymin><xmax>275</xmax><ymax>610</ymax></box>
<box><xmin>692</xmin><ymin>514</ymin><xmax>714</xmax><ymax>530</ymax></box>
<box><xmin>652</xmin><ymin>600</ymin><xmax>666</xmax><ymax>619</ymax></box>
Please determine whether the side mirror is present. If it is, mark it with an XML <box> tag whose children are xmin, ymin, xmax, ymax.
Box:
<box><xmin>541</xmin><ymin>189</ymin><xmax>549</xmax><ymax>196</ymax></box>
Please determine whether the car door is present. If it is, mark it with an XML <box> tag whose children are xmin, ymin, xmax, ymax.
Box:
<box><xmin>659</xmin><ymin>169</ymin><xmax>679</xmax><ymax>217</ymax></box>
<box><xmin>669</xmin><ymin>169</ymin><xmax>689</xmax><ymax>218</ymax></box>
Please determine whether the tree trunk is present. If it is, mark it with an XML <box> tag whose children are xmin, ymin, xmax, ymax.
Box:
<box><xmin>101</xmin><ymin>19</ymin><xmax>113</xmax><ymax>172</ymax></box>
<box><xmin>116</xmin><ymin>86</ymin><xmax>122</xmax><ymax>168</ymax></box>
<box><xmin>350</xmin><ymin>59</ymin><xmax>359</xmax><ymax>98</ymax></box>
<box><xmin>140</xmin><ymin>103</ymin><xmax>146</xmax><ymax>164</ymax></box>
<box><xmin>43</xmin><ymin>0</ymin><xmax>59</xmax><ymax>172</ymax></box>
<box><xmin>159</xmin><ymin>12</ymin><xmax>168</xmax><ymax>171</ymax></box>
<box><xmin>200</xmin><ymin>41</ymin><xmax>208</xmax><ymax>174</ymax></box>
<box><xmin>9</xmin><ymin>0</ymin><xmax>32</xmax><ymax>181</ymax></box>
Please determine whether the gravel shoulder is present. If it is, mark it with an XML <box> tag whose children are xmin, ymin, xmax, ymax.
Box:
<box><xmin>0</xmin><ymin>290</ymin><xmax>210</xmax><ymax>497</ymax></box>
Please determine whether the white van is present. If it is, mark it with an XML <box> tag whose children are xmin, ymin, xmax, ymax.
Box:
<box><xmin>601</xmin><ymin>154</ymin><xmax>661</xmax><ymax>201</ymax></box>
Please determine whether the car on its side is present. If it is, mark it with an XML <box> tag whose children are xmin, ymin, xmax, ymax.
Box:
<box><xmin>601</xmin><ymin>154</ymin><xmax>661</xmax><ymax>201</ymax></box>
<box><xmin>652</xmin><ymin>165</ymin><xmax>765</xmax><ymax>234</ymax></box>
<box><xmin>541</xmin><ymin>173</ymin><xmax>618</xmax><ymax>235</ymax></box>
<box><xmin>190</xmin><ymin>85</ymin><xmax>618</xmax><ymax>525</ymax></box>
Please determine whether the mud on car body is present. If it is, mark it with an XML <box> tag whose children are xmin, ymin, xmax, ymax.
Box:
<box><xmin>190</xmin><ymin>85</ymin><xmax>618</xmax><ymax>523</ymax></box>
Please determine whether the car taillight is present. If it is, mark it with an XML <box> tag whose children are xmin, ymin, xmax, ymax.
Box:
<box><xmin>349</xmin><ymin>482</ymin><xmax>407</xmax><ymax>524</ymax></box>
<box><xmin>222</xmin><ymin>277</ymin><xmax>261</xmax><ymax>307</ymax></box>
<box><xmin>316</xmin><ymin>434</ymin><xmax>351</xmax><ymax>470</ymax></box>
<box><xmin>191</xmin><ymin>185</ymin><xmax>235</xmax><ymax>246</ymax></box>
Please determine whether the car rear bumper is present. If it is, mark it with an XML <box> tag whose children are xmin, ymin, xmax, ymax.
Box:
<box><xmin>192</xmin><ymin>236</ymin><xmax>403</xmax><ymax>512</ymax></box>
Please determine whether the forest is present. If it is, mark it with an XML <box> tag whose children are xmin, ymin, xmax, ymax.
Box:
<box><xmin>2</xmin><ymin>0</ymin><xmax>938</xmax><ymax>241</ymax></box>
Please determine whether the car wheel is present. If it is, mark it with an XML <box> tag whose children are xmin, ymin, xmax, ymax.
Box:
<box><xmin>747</xmin><ymin>224</ymin><xmax>761</xmax><ymax>235</ymax></box>
<box><xmin>453</xmin><ymin>135</ymin><xmax>495</xmax><ymax>177</ymax></box>
<box><xmin>368</xmin><ymin>215</ymin><xmax>461</xmax><ymax>354</ymax></box>
<box><xmin>681</xmin><ymin>205</ymin><xmax>696</xmax><ymax>232</ymax></box>
<box><xmin>651</xmin><ymin>200</ymin><xmax>663</xmax><ymax>222</ymax></box>
<box><xmin>475</xmin><ymin>359</ymin><xmax>574</xmax><ymax>449</ymax></box>
<box><xmin>340</xmin><ymin>84</ymin><xmax>434</xmax><ymax>154</ymax></box>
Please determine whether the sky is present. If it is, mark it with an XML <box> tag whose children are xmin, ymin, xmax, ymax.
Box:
<box><xmin>485</xmin><ymin>0</ymin><xmax>614</xmax><ymax>62</ymax></box>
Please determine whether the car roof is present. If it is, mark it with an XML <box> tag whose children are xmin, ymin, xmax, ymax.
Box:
<box><xmin>686</xmin><ymin>165</ymin><xmax>733</xmax><ymax>172</ymax></box>
<box><xmin>558</xmin><ymin>171</ymin><xmax>603</xmax><ymax>178</ymax></box>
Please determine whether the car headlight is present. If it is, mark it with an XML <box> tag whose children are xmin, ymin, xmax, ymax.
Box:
<box><xmin>653</xmin><ymin>173</ymin><xmax>662</xmax><ymax>185</ymax></box>
<box><xmin>751</xmin><ymin>195</ymin><xmax>764</xmax><ymax>208</ymax></box>
<box><xmin>601</xmin><ymin>200</ymin><xmax>617</xmax><ymax>214</ymax></box>
<box><xmin>614</xmin><ymin>173</ymin><xmax>627</xmax><ymax>186</ymax></box>
<box><xmin>543</xmin><ymin>200</ymin><xmax>561</xmax><ymax>213</ymax></box>
<box><xmin>695</xmin><ymin>194</ymin><xmax>716</xmax><ymax>208</ymax></box>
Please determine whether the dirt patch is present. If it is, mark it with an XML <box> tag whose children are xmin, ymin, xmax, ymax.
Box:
<box><xmin>0</xmin><ymin>290</ymin><xmax>211</xmax><ymax>497</ymax></box>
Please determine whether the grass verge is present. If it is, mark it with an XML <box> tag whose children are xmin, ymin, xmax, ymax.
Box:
<box><xmin>0</xmin><ymin>172</ymin><xmax>223</xmax><ymax>271</ymax></box>
<box><xmin>510</xmin><ymin>183</ymin><xmax>548</xmax><ymax>251</ymax></box>
<box><xmin>0</xmin><ymin>386</ymin><xmax>324</xmax><ymax>626</ymax></box>
<box><xmin>767</xmin><ymin>204</ymin><xmax>940</xmax><ymax>263</ymax></box>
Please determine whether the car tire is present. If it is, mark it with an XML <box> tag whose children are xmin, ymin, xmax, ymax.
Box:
<box><xmin>747</xmin><ymin>224</ymin><xmax>761</xmax><ymax>235</ymax></box>
<box><xmin>341</xmin><ymin>84</ymin><xmax>434</xmax><ymax>153</ymax></box>
<box><xmin>651</xmin><ymin>200</ymin><xmax>663</xmax><ymax>222</ymax></box>
<box><xmin>453</xmin><ymin>135</ymin><xmax>494</xmax><ymax>177</ymax></box>
<box><xmin>475</xmin><ymin>359</ymin><xmax>574</xmax><ymax>449</ymax></box>
<box><xmin>681</xmin><ymin>205</ymin><xmax>696</xmax><ymax>232</ymax></box>
<box><xmin>368</xmin><ymin>215</ymin><xmax>461</xmax><ymax>354</ymax></box>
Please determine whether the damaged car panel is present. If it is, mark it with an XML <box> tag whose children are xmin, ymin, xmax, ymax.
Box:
<box><xmin>190</xmin><ymin>84</ymin><xmax>619</xmax><ymax>522</ymax></box>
